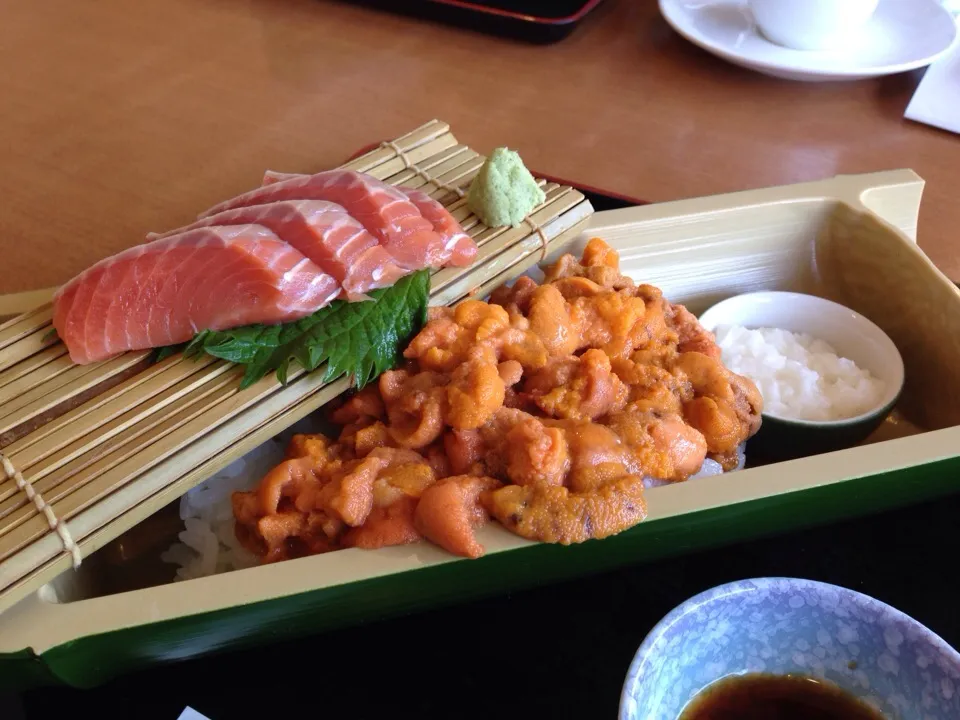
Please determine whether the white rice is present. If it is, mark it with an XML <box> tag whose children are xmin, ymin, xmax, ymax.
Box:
<box><xmin>161</xmin><ymin>422</ymin><xmax>745</xmax><ymax>581</ymax></box>
<box><xmin>714</xmin><ymin>324</ymin><xmax>886</xmax><ymax>422</ymax></box>
<box><xmin>641</xmin><ymin>443</ymin><xmax>746</xmax><ymax>489</ymax></box>
<box><xmin>160</xmin><ymin>416</ymin><xmax>326</xmax><ymax>581</ymax></box>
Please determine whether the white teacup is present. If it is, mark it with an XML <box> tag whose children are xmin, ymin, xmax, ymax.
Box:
<box><xmin>749</xmin><ymin>0</ymin><xmax>880</xmax><ymax>51</ymax></box>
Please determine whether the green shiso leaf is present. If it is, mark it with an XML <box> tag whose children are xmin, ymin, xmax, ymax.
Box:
<box><xmin>184</xmin><ymin>269</ymin><xmax>430</xmax><ymax>390</ymax></box>
<box><xmin>152</xmin><ymin>344</ymin><xmax>186</xmax><ymax>363</ymax></box>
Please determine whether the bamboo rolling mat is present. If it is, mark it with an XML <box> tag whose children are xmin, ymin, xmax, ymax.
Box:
<box><xmin>0</xmin><ymin>120</ymin><xmax>594</xmax><ymax>614</ymax></box>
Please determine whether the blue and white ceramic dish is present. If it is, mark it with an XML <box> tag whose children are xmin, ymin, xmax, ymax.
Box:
<box><xmin>620</xmin><ymin>578</ymin><xmax>960</xmax><ymax>720</ymax></box>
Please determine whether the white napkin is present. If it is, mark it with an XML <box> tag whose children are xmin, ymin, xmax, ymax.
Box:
<box><xmin>904</xmin><ymin>2</ymin><xmax>960</xmax><ymax>134</ymax></box>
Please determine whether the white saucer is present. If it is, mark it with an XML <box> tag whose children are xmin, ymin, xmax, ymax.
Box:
<box><xmin>659</xmin><ymin>0</ymin><xmax>958</xmax><ymax>81</ymax></box>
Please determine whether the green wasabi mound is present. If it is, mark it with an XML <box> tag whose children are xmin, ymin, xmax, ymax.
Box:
<box><xmin>467</xmin><ymin>147</ymin><xmax>546</xmax><ymax>228</ymax></box>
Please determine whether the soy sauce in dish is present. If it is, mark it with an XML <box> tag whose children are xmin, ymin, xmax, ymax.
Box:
<box><xmin>678</xmin><ymin>673</ymin><xmax>887</xmax><ymax>719</ymax></box>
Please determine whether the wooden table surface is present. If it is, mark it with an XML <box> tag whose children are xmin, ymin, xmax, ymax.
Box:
<box><xmin>2</xmin><ymin>0</ymin><xmax>957</xmax><ymax>297</ymax></box>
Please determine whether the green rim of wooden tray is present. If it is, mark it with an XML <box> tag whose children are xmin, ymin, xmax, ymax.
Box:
<box><xmin>2</xmin><ymin>456</ymin><xmax>958</xmax><ymax>690</ymax></box>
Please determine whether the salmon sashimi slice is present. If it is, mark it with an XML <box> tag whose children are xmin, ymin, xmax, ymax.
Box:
<box><xmin>199</xmin><ymin>170</ymin><xmax>449</xmax><ymax>271</ymax></box>
<box><xmin>400</xmin><ymin>188</ymin><xmax>477</xmax><ymax>268</ymax></box>
<box><xmin>147</xmin><ymin>200</ymin><xmax>406</xmax><ymax>301</ymax></box>
<box><xmin>53</xmin><ymin>225</ymin><xmax>339</xmax><ymax>365</ymax></box>
<box><xmin>261</xmin><ymin>171</ymin><xmax>302</xmax><ymax>185</ymax></box>
<box><xmin>261</xmin><ymin>172</ymin><xmax>478</xmax><ymax>269</ymax></box>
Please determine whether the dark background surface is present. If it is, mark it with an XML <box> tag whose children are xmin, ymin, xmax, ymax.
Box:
<box><xmin>339</xmin><ymin>0</ymin><xmax>606</xmax><ymax>43</ymax></box>
<box><xmin>10</xmin><ymin>182</ymin><xmax>960</xmax><ymax>720</ymax></box>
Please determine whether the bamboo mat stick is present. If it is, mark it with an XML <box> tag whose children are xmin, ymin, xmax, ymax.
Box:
<box><xmin>390</xmin><ymin>154</ymin><xmax>484</xmax><ymax>201</ymax></box>
<box><xmin>346</xmin><ymin>119</ymin><xmax>451</xmax><ymax>167</ymax></box>
<box><xmin>434</xmin><ymin>178</ymin><xmax>555</xmax><ymax>229</ymax></box>
<box><xmin>0</xmin><ymin>354</ymin><xmax>85</xmax><ymax>407</ymax></box>
<box><xmin>360</xmin><ymin>134</ymin><xmax>461</xmax><ymax>181</ymax></box>
<box><xmin>0</xmin><ymin>344</ymin><xmax>153</xmax><ymax>427</ymax></box>
<box><xmin>390</xmin><ymin>119</ymin><xmax>451</xmax><ymax>148</ymax></box>
<box><xmin>0</xmin><ymin>305</ymin><xmax>53</xmax><ymax>349</ymax></box>
<box><xmin>24</xmin><ymin>365</ymin><xmax>240</xmax><ymax>491</ymax></box>
<box><xmin>0</xmin><ymin>345</ymin><xmax>67</xmax><ymax>393</ymax></box>
<box><xmin>0</xmin><ymin>367</ymin><xmax>248</xmax><ymax>548</ymax></box>
<box><xmin>385</xmin><ymin>145</ymin><xmax>474</xmax><ymax>188</ymax></box>
<box><xmin>0</xmin><ymin>357</ymin><xmax>119</xmax><ymax>426</ymax></box>
<box><xmin>0</xmin><ymin>327</ymin><xmax>58</xmax><ymax>373</ymax></box>
<box><xmin>342</xmin><ymin>130</ymin><xmax>457</xmax><ymax>178</ymax></box>
<box><xmin>379</xmin><ymin>143</ymin><xmax>472</xmax><ymax>182</ymax></box>
<box><xmin>1</xmin><ymin>354</ymin><xmax>197</xmax><ymax>457</ymax></box>
<box><xmin>0</xmin><ymin>365</ymin><xmax>253</xmax><ymax>553</ymax></box>
<box><xmin>386</xmin><ymin>149</ymin><xmax>481</xmax><ymax>194</ymax></box>
<box><xmin>0</xmin><ymin>352</ymin><xmax>150</xmax><ymax>435</ymax></box>
<box><xmin>0</xmin><ymin>357</ymin><xmax>154</xmax><ymax>449</ymax></box>
<box><xmin>0</xmin><ymin>357</ymin><xmax>228</xmax><ymax>504</ymax></box>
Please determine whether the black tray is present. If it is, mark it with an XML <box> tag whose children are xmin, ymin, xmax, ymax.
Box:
<box><xmin>339</xmin><ymin>0</ymin><xmax>608</xmax><ymax>43</ymax></box>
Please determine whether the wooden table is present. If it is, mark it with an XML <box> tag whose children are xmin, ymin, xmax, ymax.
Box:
<box><xmin>2</xmin><ymin>0</ymin><xmax>957</xmax><ymax>296</ymax></box>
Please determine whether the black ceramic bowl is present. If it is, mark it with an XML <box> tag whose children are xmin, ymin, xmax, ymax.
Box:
<box><xmin>699</xmin><ymin>292</ymin><xmax>905</xmax><ymax>462</ymax></box>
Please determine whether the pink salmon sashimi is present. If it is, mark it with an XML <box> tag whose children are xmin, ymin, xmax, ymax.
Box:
<box><xmin>400</xmin><ymin>188</ymin><xmax>477</xmax><ymax>267</ymax></box>
<box><xmin>199</xmin><ymin>170</ymin><xmax>448</xmax><ymax>271</ymax></box>
<box><xmin>53</xmin><ymin>225</ymin><xmax>339</xmax><ymax>365</ymax></box>
<box><xmin>261</xmin><ymin>171</ymin><xmax>304</xmax><ymax>185</ymax></box>
<box><xmin>261</xmin><ymin>171</ymin><xmax>477</xmax><ymax>268</ymax></box>
<box><xmin>147</xmin><ymin>200</ymin><xmax>406</xmax><ymax>300</ymax></box>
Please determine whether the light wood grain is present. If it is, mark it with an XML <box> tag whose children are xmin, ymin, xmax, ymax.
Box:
<box><xmin>0</xmin><ymin>0</ymin><xmax>957</xmax><ymax>293</ymax></box>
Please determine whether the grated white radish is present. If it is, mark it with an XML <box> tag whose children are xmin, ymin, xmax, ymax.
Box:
<box><xmin>714</xmin><ymin>324</ymin><xmax>886</xmax><ymax>422</ymax></box>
